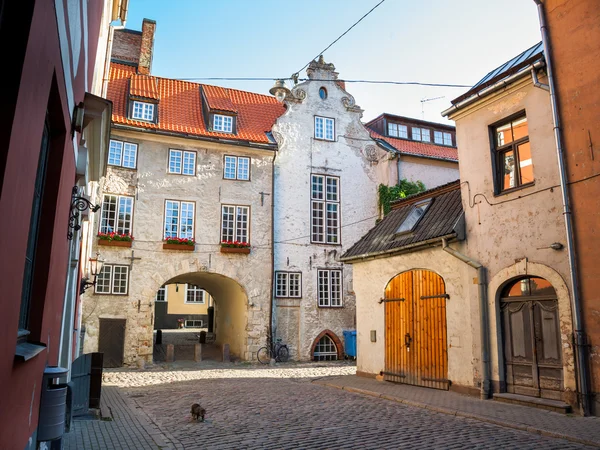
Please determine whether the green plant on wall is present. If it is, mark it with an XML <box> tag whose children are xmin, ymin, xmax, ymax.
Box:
<box><xmin>378</xmin><ymin>179</ymin><xmax>426</xmax><ymax>216</ymax></box>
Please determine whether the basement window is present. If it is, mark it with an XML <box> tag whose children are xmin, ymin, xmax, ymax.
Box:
<box><xmin>313</xmin><ymin>335</ymin><xmax>338</xmax><ymax>361</ymax></box>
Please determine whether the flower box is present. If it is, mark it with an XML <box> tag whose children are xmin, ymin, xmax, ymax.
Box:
<box><xmin>98</xmin><ymin>239</ymin><xmax>132</xmax><ymax>248</ymax></box>
<box><xmin>163</xmin><ymin>243</ymin><xmax>195</xmax><ymax>251</ymax></box>
<box><xmin>220</xmin><ymin>246</ymin><xmax>250</xmax><ymax>254</ymax></box>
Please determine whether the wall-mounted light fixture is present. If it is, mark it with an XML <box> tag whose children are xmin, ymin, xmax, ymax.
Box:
<box><xmin>68</xmin><ymin>186</ymin><xmax>100</xmax><ymax>240</ymax></box>
<box><xmin>80</xmin><ymin>253</ymin><xmax>105</xmax><ymax>294</ymax></box>
<box><xmin>269</xmin><ymin>79</ymin><xmax>291</xmax><ymax>103</ymax></box>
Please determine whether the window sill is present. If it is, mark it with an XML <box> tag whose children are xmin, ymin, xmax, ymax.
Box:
<box><xmin>98</xmin><ymin>239</ymin><xmax>132</xmax><ymax>248</ymax></box>
<box><xmin>15</xmin><ymin>341</ymin><xmax>46</xmax><ymax>362</ymax></box>
<box><xmin>163</xmin><ymin>243</ymin><xmax>195</xmax><ymax>251</ymax></box>
<box><xmin>317</xmin><ymin>305</ymin><xmax>344</xmax><ymax>309</ymax></box>
<box><xmin>310</xmin><ymin>242</ymin><xmax>342</xmax><ymax>246</ymax></box>
<box><xmin>314</xmin><ymin>137</ymin><xmax>335</xmax><ymax>142</ymax></box>
<box><xmin>494</xmin><ymin>181</ymin><xmax>536</xmax><ymax>197</ymax></box>
<box><xmin>220</xmin><ymin>247</ymin><xmax>250</xmax><ymax>254</ymax></box>
<box><xmin>107</xmin><ymin>164</ymin><xmax>137</xmax><ymax>171</ymax></box>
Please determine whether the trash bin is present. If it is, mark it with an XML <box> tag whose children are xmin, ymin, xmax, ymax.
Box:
<box><xmin>343</xmin><ymin>330</ymin><xmax>357</xmax><ymax>359</ymax></box>
<box><xmin>38</xmin><ymin>366</ymin><xmax>68</xmax><ymax>442</ymax></box>
<box><xmin>198</xmin><ymin>331</ymin><xmax>207</xmax><ymax>344</ymax></box>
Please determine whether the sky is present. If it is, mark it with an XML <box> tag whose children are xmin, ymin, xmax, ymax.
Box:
<box><xmin>124</xmin><ymin>0</ymin><xmax>542</xmax><ymax>125</ymax></box>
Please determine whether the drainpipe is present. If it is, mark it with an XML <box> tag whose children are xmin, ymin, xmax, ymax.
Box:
<box><xmin>533</xmin><ymin>0</ymin><xmax>590</xmax><ymax>416</ymax></box>
<box><xmin>442</xmin><ymin>238</ymin><xmax>491</xmax><ymax>399</ymax></box>
<box><xmin>268</xmin><ymin>151</ymin><xmax>277</xmax><ymax>344</ymax></box>
<box><xmin>101</xmin><ymin>0</ymin><xmax>128</xmax><ymax>97</ymax></box>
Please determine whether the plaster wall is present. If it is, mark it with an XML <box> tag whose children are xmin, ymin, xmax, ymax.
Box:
<box><xmin>165</xmin><ymin>284</ymin><xmax>210</xmax><ymax>315</ymax></box>
<box><xmin>398</xmin><ymin>155</ymin><xmax>459</xmax><ymax>189</ymax></box>
<box><xmin>271</xmin><ymin>63</ymin><xmax>386</xmax><ymax>360</ymax></box>
<box><xmin>351</xmin><ymin>245</ymin><xmax>479</xmax><ymax>389</ymax></box>
<box><xmin>82</xmin><ymin>130</ymin><xmax>273</xmax><ymax>363</ymax></box>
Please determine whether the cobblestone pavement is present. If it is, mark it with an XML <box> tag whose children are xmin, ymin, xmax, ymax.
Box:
<box><xmin>86</xmin><ymin>362</ymin><xmax>598</xmax><ymax>450</ymax></box>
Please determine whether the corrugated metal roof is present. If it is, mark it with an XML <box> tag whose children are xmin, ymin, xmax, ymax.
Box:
<box><xmin>452</xmin><ymin>42</ymin><xmax>544</xmax><ymax>105</ymax></box>
<box><xmin>342</xmin><ymin>180</ymin><xmax>463</xmax><ymax>260</ymax></box>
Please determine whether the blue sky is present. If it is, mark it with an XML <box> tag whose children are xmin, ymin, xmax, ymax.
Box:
<box><xmin>124</xmin><ymin>0</ymin><xmax>541</xmax><ymax>124</ymax></box>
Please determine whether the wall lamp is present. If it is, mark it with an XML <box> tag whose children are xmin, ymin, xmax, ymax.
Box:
<box><xmin>269</xmin><ymin>79</ymin><xmax>291</xmax><ymax>103</ymax></box>
<box><xmin>68</xmin><ymin>186</ymin><xmax>101</xmax><ymax>240</ymax></box>
<box><xmin>80</xmin><ymin>253</ymin><xmax>105</xmax><ymax>294</ymax></box>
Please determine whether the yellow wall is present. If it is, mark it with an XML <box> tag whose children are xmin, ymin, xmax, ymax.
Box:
<box><xmin>214</xmin><ymin>280</ymin><xmax>247</xmax><ymax>359</ymax></box>
<box><xmin>165</xmin><ymin>283</ymin><xmax>211</xmax><ymax>315</ymax></box>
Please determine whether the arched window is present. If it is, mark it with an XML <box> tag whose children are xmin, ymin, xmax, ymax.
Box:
<box><xmin>314</xmin><ymin>335</ymin><xmax>337</xmax><ymax>361</ymax></box>
<box><xmin>319</xmin><ymin>87</ymin><xmax>327</xmax><ymax>100</ymax></box>
<box><xmin>502</xmin><ymin>276</ymin><xmax>556</xmax><ymax>298</ymax></box>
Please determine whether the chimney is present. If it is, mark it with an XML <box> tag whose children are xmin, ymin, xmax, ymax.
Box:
<box><xmin>138</xmin><ymin>18</ymin><xmax>156</xmax><ymax>75</ymax></box>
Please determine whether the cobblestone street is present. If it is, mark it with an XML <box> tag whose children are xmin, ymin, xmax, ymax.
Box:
<box><xmin>64</xmin><ymin>362</ymin><xmax>600</xmax><ymax>449</ymax></box>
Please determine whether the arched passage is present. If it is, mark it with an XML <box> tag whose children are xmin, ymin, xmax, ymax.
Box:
<box><xmin>383</xmin><ymin>269</ymin><xmax>448</xmax><ymax>390</ymax></box>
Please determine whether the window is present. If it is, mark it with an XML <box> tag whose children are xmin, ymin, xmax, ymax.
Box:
<box><xmin>319</xmin><ymin>87</ymin><xmax>327</xmax><ymax>100</ymax></box>
<box><xmin>168</xmin><ymin>149</ymin><xmax>196</xmax><ymax>175</ymax></box>
<box><xmin>223</xmin><ymin>156</ymin><xmax>250</xmax><ymax>180</ymax></box>
<box><xmin>412</xmin><ymin>127</ymin><xmax>430</xmax><ymax>142</ymax></box>
<box><xmin>132</xmin><ymin>101</ymin><xmax>155</xmax><ymax>121</ymax></box>
<box><xmin>314</xmin><ymin>335</ymin><xmax>338</xmax><ymax>361</ymax></box>
<box><xmin>434</xmin><ymin>131</ymin><xmax>453</xmax><ymax>146</ymax></box>
<box><xmin>317</xmin><ymin>269</ymin><xmax>342</xmax><ymax>307</ymax></box>
<box><xmin>396</xmin><ymin>199</ymin><xmax>431</xmax><ymax>234</ymax></box>
<box><xmin>164</xmin><ymin>200</ymin><xmax>195</xmax><ymax>239</ymax></box>
<box><xmin>186</xmin><ymin>284</ymin><xmax>205</xmax><ymax>303</ymax></box>
<box><xmin>221</xmin><ymin>205</ymin><xmax>249</xmax><ymax>243</ymax></box>
<box><xmin>311</xmin><ymin>175</ymin><xmax>339</xmax><ymax>244</ymax></box>
<box><xmin>213</xmin><ymin>114</ymin><xmax>233</xmax><ymax>133</ymax></box>
<box><xmin>155</xmin><ymin>286</ymin><xmax>167</xmax><ymax>302</ymax></box>
<box><xmin>493</xmin><ymin>115</ymin><xmax>533</xmax><ymax>192</ymax></box>
<box><xmin>95</xmin><ymin>264</ymin><xmax>129</xmax><ymax>295</ymax></box>
<box><xmin>108</xmin><ymin>140</ymin><xmax>138</xmax><ymax>169</ymax></box>
<box><xmin>275</xmin><ymin>272</ymin><xmax>302</xmax><ymax>298</ymax></box>
<box><xmin>388</xmin><ymin>123</ymin><xmax>408</xmax><ymax>139</ymax></box>
<box><xmin>100</xmin><ymin>195</ymin><xmax>134</xmax><ymax>235</ymax></box>
<box><xmin>315</xmin><ymin>116</ymin><xmax>334</xmax><ymax>141</ymax></box>
<box><xmin>185</xmin><ymin>319</ymin><xmax>204</xmax><ymax>328</ymax></box>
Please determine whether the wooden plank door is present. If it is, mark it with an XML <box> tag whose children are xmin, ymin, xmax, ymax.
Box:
<box><xmin>384</xmin><ymin>270</ymin><xmax>449</xmax><ymax>390</ymax></box>
<box><xmin>70</xmin><ymin>353</ymin><xmax>91</xmax><ymax>416</ymax></box>
<box><xmin>98</xmin><ymin>318</ymin><xmax>126</xmax><ymax>368</ymax></box>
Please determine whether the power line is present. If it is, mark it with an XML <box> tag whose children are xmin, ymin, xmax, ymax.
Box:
<box><xmin>295</xmin><ymin>0</ymin><xmax>387</xmax><ymax>76</ymax></box>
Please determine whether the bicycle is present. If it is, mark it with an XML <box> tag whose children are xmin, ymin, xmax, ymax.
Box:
<box><xmin>257</xmin><ymin>336</ymin><xmax>289</xmax><ymax>364</ymax></box>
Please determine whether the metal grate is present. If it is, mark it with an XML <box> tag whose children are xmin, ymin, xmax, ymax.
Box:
<box><xmin>314</xmin><ymin>335</ymin><xmax>338</xmax><ymax>361</ymax></box>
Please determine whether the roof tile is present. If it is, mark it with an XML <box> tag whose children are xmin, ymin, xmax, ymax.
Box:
<box><xmin>369</xmin><ymin>130</ymin><xmax>459</xmax><ymax>162</ymax></box>
<box><xmin>130</xmin><ymin>74</ymin><xmax>160</xmax><ymax>100</ymax></box>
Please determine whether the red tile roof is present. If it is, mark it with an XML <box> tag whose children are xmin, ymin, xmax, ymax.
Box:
<box><xmin>369</xmin><ymin>129</ymin><xmax>459</xmax><ymax>162</ymax></box>
<box><xmin>107</xmin><ymin>63</ymin><xmax>285</xmax><ymax>144</ymax></box>
<box><xmin>130</xmin><ymin>74</ymin><xmax>160</xmax><ymax>100</ymax></box>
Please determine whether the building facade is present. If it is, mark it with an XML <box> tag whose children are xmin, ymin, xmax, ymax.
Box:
<box><xmin>271</xmin><ymin>58</ymin><xmax>388</xmax><ymax>360</ymax></box>
<box><xmin>0</xmin><ymin>1</ymin><xmax>119</xmax><ymax>448</ymax></box>
<box><xmin>365</xmin><ymin>113</ymin><xmax>459</xmax><ymax>189</ymax></box>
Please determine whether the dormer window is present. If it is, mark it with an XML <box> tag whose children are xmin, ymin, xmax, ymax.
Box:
<box><xmin>213</xmin><ymin>114</ymin><xmax>233</xmax><ymax>133</ymax></box>
<box><xmin>388</xmin><ymin>123</ymin><xmax>408</xmax><ymax>139</ymax></box>
<box><xmin>396</xmin><ymin>199</ymin><xmax>431</xmax><ymax>234</ymax></box>
<box><xmin>434</xmin><ymin>131</ymin><xmax>453</xmax><ymax>146</ymax></box>
<box><xmin>132</xmin><ymin>101</ymin><xmax>155</xmax><ymax>121</ymax></box>
<box><xmin>412</xmin><ymin>127</ymin><xmax>431</xmax><ymax>142</ymax></box>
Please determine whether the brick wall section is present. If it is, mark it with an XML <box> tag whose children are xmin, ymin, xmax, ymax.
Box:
<box><xmin>138</xmin><ymin>19</ymin><xmax>156</xmax><ymax>75</ymax></box>
<box><xmin>112</xmin><ymin>29</ymin><xmax>142</xmax><ymax>64</ymax></box>
<box><xmin>310</xmin><ymin>329</ymin><xmax>344</xmax><ymax>360</ymax></box>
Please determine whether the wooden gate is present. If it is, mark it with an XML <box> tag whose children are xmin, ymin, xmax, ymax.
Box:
<box><xmin>501</xmin><ymin>277</ymin><xmax>563</xmax><ymax>400</ymax></box>
<box><xmin>384</xmin><ymin>270</ymin><xmax>449</xmax><ymax>390</ymax></box>
<box><xmin>98</xmin><ymin>318</ymin><xmax>126</xmax><ymax>368</ymax></box>
<box><xmin>70</xmin><ymin>353</ymin><xmax>91</xmax><ymax>416</ymax></box>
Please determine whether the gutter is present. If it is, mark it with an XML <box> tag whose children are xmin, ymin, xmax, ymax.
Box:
<box><xmin>374</xmin><ymin>140</ymin><xmax>459</xmax><ymax>164</ymax></box>
<box><xmin>442</xmin><ymin>60</ymin><xmax>545</xmax><ymax>117</ymax></box>
<box><xmin>441</xmin><ymin>238</ymin><xmax>491</xmax><ymax>400</ymax></box>
<box><xmin>268</xmin><ymin>150</ymin><xmax>277</xmax><ymax>348</ymax></box>
<box><xmin>533</xmin><ymin>0</ymin><xmax>591</xmax><ymax>416</ymax></box>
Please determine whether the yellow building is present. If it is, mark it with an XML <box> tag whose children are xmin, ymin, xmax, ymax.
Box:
<box><xmin>154</xmin><ymin>283</ymin><xmax>212</xmax><ymax>330</ymax></box>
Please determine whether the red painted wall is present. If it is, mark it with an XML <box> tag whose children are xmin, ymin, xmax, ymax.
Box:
<box><xmin>544</xmin><ymin>0</ymin><xmax>600</xmax><ymax>414</ymax></box>
<box><xmin>0</xmin><ymin>0</ymin><xmax>105</xmax><ymax>447</ymax></box>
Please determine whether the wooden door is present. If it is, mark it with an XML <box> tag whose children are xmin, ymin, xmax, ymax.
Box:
<box><xmin>384</xmin><ymin>270</ymin><xmax>449</xmax><ymax>390</ymax></box>
<box><xmin>70</xmin><ymin>353</ymin><xmax>91</xmax><ymax>416</ymax></box>
<box><xmin>501</xmin><ymin>277</ymin><xmax>563</xmax><ymax>399</ymax></box>
<box><xmin>98</xmin><ymin>318</ymin><xmax>126</xmax><ymax>368</ymax></box>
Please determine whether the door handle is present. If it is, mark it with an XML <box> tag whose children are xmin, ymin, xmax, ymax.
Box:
<box><xmin>405</xmin><ymin>333</ymin><xmax>412</xmax><ymax>347</ymax></box>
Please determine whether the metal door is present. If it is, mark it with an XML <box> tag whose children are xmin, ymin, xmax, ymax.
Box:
<box><xmin>384</xmin><ymin>270</ymin><xmax>449</xmax><ymax>390</ymax></box>
<box><xmin>501</xmin><ymin>277</ymin><xmax>563</xmax><ymax>399</ymax></box>
<box><xmin>98</xmin><ymin>318</ymin><xmax>126</xmax><ymax>368</ymax></box>
<box><xmin>70</xmin><ymin>354</ymin><xmax>91</xmax><ymax>416</ymax></box>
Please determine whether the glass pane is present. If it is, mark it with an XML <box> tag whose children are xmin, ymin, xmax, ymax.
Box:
<box><xmin>388</xmin><ymin>123</ymin><xmax>398</xmax><ymax>137</ymax></box>
<box><xmin>221</xmin><ymin>205</ymin><xmax>235</xmax><ymax>242</ymax></box>
<box><xmin>117</xmin><ymin>196</ymin><xmax>133</xmax><ymax>235</ymax></box>
<box><xmin>330</xmin><ymin>271</ymin><xmax>342</xmax><ymax>306</ymax></box>
<box><xmin>223</xmin><ymin>116</ymin><xmax>233</xmax><ymax>133</ymax></box>
<box><xmin>326</xmin><ymin>177</ymin><xmax>338</xmax><ymax>202</ymax></box>
<box><xmin>434</xmin><ymin>131</ymin><xmax>443</xmax><ymax>144</ymax></box>
<box><xmin>311</xmin><ymin>175</ymin><xmax>323</xmax><ymax>200</ymax></box>
<box><xmin>276</xmin><ymin>272</ymin><xmax>287</xmax><ymax>297</ymax></box>
<box><xmin>512</xmin><ymin>117</ymin><xmax>528</xmax><ymax>141</ymax></box>
<box><xmin>318</xmin><ymin>270</ymin><xmax>329</xmax><ymax>306</ymax></box>
<box><xmin>95</xmin><ymin>266</ymin><xmax>112</xmax><ymax>294</ymax></box>
<box><xmin>421</xmin><ymin>129</ymin><xmax>431</xmax><ymax>142</ymax></box>
<box><xmin>396</xmin><ymin>201</ymin><xmax>429</xmax><ymax>233</ymax></box>
<box><xmin>100</xmin><ymin>195</ymin><xmax>117</xmax><ymax>233</ymax></box>
<box><xmin>289</xmin><ymin>273</ymin><xmax>300</xmax><ymax>297</ymax></box>
<box><xmin>123</xmin><ymin>143</ymin><xmax>137</xmax><ymax>168</ymax></box>
<box><xmin>398</xmin><ymin>125</ymin><xmax>408</xmax><ymax>139</ymax></box>
<box><xmin>517</xmin><ymin>141</ymin><xmax>534</xmax><ymax>185</ymax></box>
<box><xmin>325</xmin><ymin>118</ymin><xmax>334</xmax><ymax>140</ymax></box>
<box><xmin>169</xmin><ymin>150</ymin><xmax>182</xmax><ymax>173</ymax></box>
<box><xmin>224</xmin><ymin>156</ymin><xmax>236</xmax><ymax>179</ymax></box>
<box><xmin>164</xmin><ymin>201</ymin><xmax>179</xmax><ymax>238</ymax></box>
<box><xmin>180</xmin><ymin>202</ymin><xmax>194</xmax><ymax>239</ymax></box>
<box><xmin>326</xmin><ymin>203</ymin><xmax>338</xmax><ymax>243</ymax></box>
<box><xmin>443</xmin><ymin>132</ymin><xmax>452</xmax><ymax>146</ymax></box>
<box><xmin>501</xmin><ymin>150</ymin><xmax>516</xmax><ymax>190</ymax></box>
<box><xmin>412</xmin><ymin>127</ymin><xmax>421</xmax><ymax>141</ymax></box>
<box><xmin>503</xmin><ymin>277</ymin><xmax>556</xmax><ymax>297</ymax></box>
<box><xmin>315</xmin><ymin>117</ymin><xmax>324</xmax><ymax>139</ymax></box>
<box><xmin>108</xmin><ymin>140</ymin><xmax>123</xmax><ymax>166</ymax></box>
<box><xmin>235</xmin><ymin>206</ymin><xmax>248</xmax><ymax>243</ymax></box>
<box><xmin>183</xmin><ymin>151</ymin><xmax>195</xmax><ymax>175</ymax></box>
<box><xmin>311</xmin><ymin>201</ymin><xmax>324</xmax><ymax>242</ymax></box>
<box><xmin>496</xmin><ymin>122</ymin><xmax>512</xmax><ymax>146</ymax></box>
<box><xmin>237</xmin><ymin>157</ymin><xmax>250</xmax><ymax>180</ymax></box>
<box><xmin>112</xmin><ymin>266</ymin><xmax>128</xmax><ymax>294</ymax></box>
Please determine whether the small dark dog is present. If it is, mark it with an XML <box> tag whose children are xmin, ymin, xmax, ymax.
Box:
<box><xmin>190</xmin><ymin>403</ymin><xmax>205</xmax><ymax>422</ymax></box>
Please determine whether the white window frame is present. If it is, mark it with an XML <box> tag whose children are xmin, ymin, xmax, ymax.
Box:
<box><xmin>213</xmin><ymin>114</ymin><xmax>233</xmax><ymax>133</ymax></box>
<box><xmin>132</xmin><ymin>101</ymin><xmax>155</xmax><ymax>121</ymax></box>
<box><xmin>155</xmin><ymin>286</ymin><xmax>168</xmax><ymax>302</ymax></box>
<box><xmin>311</xmin><ymin>175</ymin><xmax>340</xmax><ymax>244</ymax></box>
<box><xmin>221</xmin><ymin>205</ymin><xmax>250</xmax><ymax>244</ymax></box>
<box><xmin>184</xmin><ymin>319</ymin><xmax>204</xmax><ymax>328</ymax></box>
<box><xmin>108</xmin><ymin>140</ymin><xmax>138</xmax><ymax>169</ymax></box>
<box><xmin>275</xmin><ymin>272</ymin><xmax>302</xmax><ymax>298</ymax></box>
<box><xmin>434</xmin><ymin>131</ymin><xmax>444</xmax><ymax>145</ymax></box>
<box><xmin>164</xmin><ymin>200</ymin><xmax>195</xmax><ymax>239</ymax></box>
<box><xmin>168</xmin><ymin>149</ymin><xmax>196</xmax><ymax>175</ymax></box>
<box><xmin>421</xmin><ymin>128</ymin><xmax>431</xmax><ymax>142</ymax></box>
<box><xmin>315</xmin><ymin>116</ymin><xmax>335</xmax><ymax>141</ymax></box>
<box><xmin>317</xmin><ymin>269</ymin><xmax>342</xmax><ymax>307</ymax></box>
<box><xmin>95</xmin><ymin>264</ymin><xmax>129</xmax><ymax>295</ymax></box>
<box><xmin>223</xmin><ymin>155</ymin><xmax>250</xmax><ymax>181</ymax></box>
<box><xmin>185</xmin><ymin>284</ymin><xmax>205</xmax><ymax>303</ymax></box>
<box><xmin>99</xmin><ymin>194</ymin><xmax>134</xmax><ymax>235</ymax></box>
<box><xmin>388</xmin><ymin>123</ymin><xmax>408</xmax><ymax>139</ymax></box>
<box><xmin>443</xmin><ymin>132</ymin><xmax>453</xmax><ymax>146</ymax></box>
